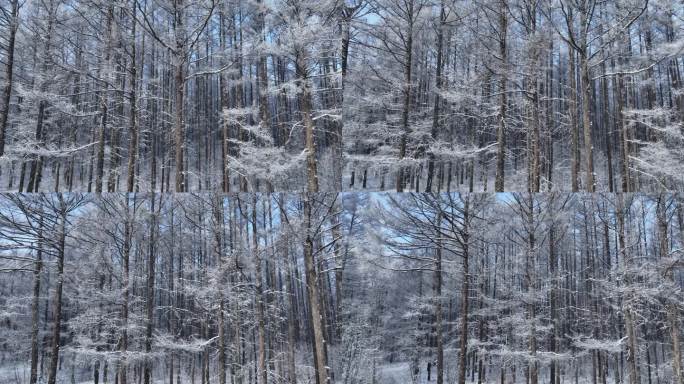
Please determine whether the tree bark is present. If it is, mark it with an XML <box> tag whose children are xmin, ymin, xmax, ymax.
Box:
<box><xmin>435</xmin><ymin>211</ymin><xmax>444</xmax><ymax>384</ymax></box>
<box><xmin>173</xmin><ymin>0</ymin><xmax>186</xmax><ymax>192</ymax></box>
<box><xmin>47</xmin><ymin>198</ymin><xmax>67</xmax><ymax>384</ymax></box>
<box><xmin>579</xmin><ymin>50</ymin><xmax>595</xmax><ymax>192</ymax></box>
<box><xmin>143</xmin><ymin>196</ymin><xmax>157</xmax><ymax>384</ymax></box>
<box><xmin>29</xmin><ymin>218</ymin><xmax>43</xmax><ymax>384</ymax></box>
<box><xmin>303</xmin><ymin>194</ymin><xmax>330</xmax><ymax>384</ymax></box>
<box><xmin>126</xmin><ymin>4</ymin><xmax>139</xmax><ymax>193</ymax></box>
<box><xmin>0</xmin><ymin>0</ymin><xmax>19</xmax><ymax>157</ymax></box>
<box><xmin>567</xmin><ymin>37</ymin><xmax>579</xmax><ymax>192</ymax></box>
<box><xmin>219</xmin><ymin>10</ymin><xmax>230</xmax><ymax>192</ymax></box>
<box><xmin>426</xmin><ymin>0</ymin><xmax>445</xmax><ymax>193</ymax></box>
<box><xmin>656</xmin><ymin>195</ymin><xmax>684</xmax><ymax>384</ymax></box>
<box><xmin>119</xmin><ymin>196</ymin><xmax>133</xmax><ymax>384</ymax></box>
<box><xmin>494</xmin><ymin>4</ymin><xmax>508</xmax><ymax>192</ymax></box>
<box><xmin>458</xmin><ymin>198</ymin><xmax>470</xmax><ymax>384</ymax></box>
<box><xmin>296</xmin><ymin>48</ymin><xmax>319</xmax><ymax>193</ymax></box>
<box><xmin>617</xmin><ymin>193</ymin><xmax>639</xmax><ymax>384</ymax></box>
<box><xmin>252</xmin><ymin>195</ymin><xmax>268</xmax><ymax>384</ymax></box>
<box><xmin>95</xmin><ymin>4</ymin><xmax>115</xmax><ymax>194</ymax></box>
<box><xmin>396</xmin><ymin>1</ymin><xmax>414</xmax><ymax>192</ymax></box>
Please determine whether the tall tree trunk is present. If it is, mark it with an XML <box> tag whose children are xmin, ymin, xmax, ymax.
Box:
<box><xmin>95</xmin><ymin>4</ymin><xmax>115</xmax><ymax>194</ymax></box>
<box><xmin>549</xmin><ymin>221</ymin><xmax>560</xmax><ymax>384</ymax></box>
<box><xmin>119</xmin><ymin>197</ymin><xmax>133</xmax><ymax>384</ymax></box>
<box><xmin>252</xmin><ymin>195</ymin><xmax>268</xmax><ymax>384</ymax></box>
<box><xmin>615</xmin><ymin>71</ymin><xmax>629</xmax><ymax>192</ymax></box>
<box><xmin>617</xmin><ymin>193</ymin><xmax>639</xmax><ymax>384</ymax></box>
<box><xmin>458</xmin><ymin>198</ymin><xmax>470</xmax><ymax>384</ymax></box>
<box><xmin>435</xmin><ymin>211</ymin><xmax>444</xmax><ymax>384</ymax></box>
<box><xmin>256</xmin><ymin>0</ymin><xmax>271</xmax><ymax>151</ymax></box>
<box><xmin>303</xmin><ymin>194</ymin><xmax>330</xmax><ymax>384</ymax></box>
<box><xmin>526</xmin><ymin>10</ymin><xmax>540</xmax><ymax>193</ymax></box>
<box><xmin>212</xmin><ymin>195</ymin><xmax>227</xmax><ymax>384</ymax></box>
<box><xmin>567</xmin><ymin>34</ymin><xmax>579</xmax><ymax>192</ymax></box>
<box><xmin>0</xmin><ymin>0</ymin><xmax>19</xmax><ymax>157</ymax></box>
<box><xmin>656</xmin><ymin>195</ymin><xmax>684</xmax><ymax>384</ymax></box>
<box><xmin>47</xmin><ymin>199</ymin><xmax>67</xmax><ymax>384</ymax></box>
<box><xmin>285</xmin><ymin>237</ymin><xmax>298</xmax><ymax>384</ymax></box>
<box><xmin>494</xmin><ymin>3</ymin><xmax>507</xmax><ymax>192</ymax></box>
<box><xmin>526</xmin><ymin>195</ymin><xmax>538</xmax><ymax>384</ymax></box>
<box><xmin>173</xmin><ymin>0</ymin><xmax>186</xmax><ymax>192</ymax></box>
<box><xmin>579</xmin><ymin>50</ymin><xmax>595</xmax><ymax>192</ymax></box>
<box><xmin>29</xmin><ymin>218</ymin><xmax>43</xmax><ymax>384</ymax></box>
<box><xmin>426</xmin><ymin>0</ymin><xmax>445</xmax><ymax>193</ymax></box>
<box><xmin>143</xmin><ymin>196</ymin><xmax>157</xmax><ymax>384</ymax></box>
<box><xmin>396</xmin><ymin>2</ymin><xmax>414</xmax><ymax>193</ymax></box>
<box><xmin>296</xmin><ymin>48</ymin><xmax>319</xmax><ymax>193</ymax></box>
<box><xmin>126</xmin><ymin>3</ymin><xmax>139</xmax><ymax>193</ymax></box>
<box><xmin>219</xmin><ymin>10</ymin><xmax>230</xmax><ymax>192</ymax></box>
<box><xmin>27</xmin><ymin>0</ymin><xmax>57</xmax><ymax>193</ymax></box>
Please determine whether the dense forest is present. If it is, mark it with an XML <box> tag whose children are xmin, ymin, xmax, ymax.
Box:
<box><xmin>0</xmin><ymin>192</ymin><xmax>682</xmax><ymax>383</ymax></box>
<box><xmin>0</xmin><ymin>0</ymin><xmax>682</xmax><ymax>192</ymax></box>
